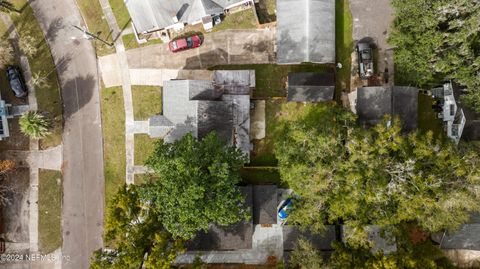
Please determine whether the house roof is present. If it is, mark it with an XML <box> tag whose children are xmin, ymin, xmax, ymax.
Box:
<box><xmin>213</xmin><ymin>70</ymin><xmax>255</xmax><ymax>95</ymax></box>
<box><xmin>287</xmin><ymin>72</ymin><xmax>335</xmax><ymax>102</ymax></box>
<box><xmin>252</xmin><ymin>185</ymin><xmax>277</xmax><ymax>224</ymax></box>
<box><xmin>276</xmin><ymin>0</ymin><xmax>335</xmax><ymax>64</ymax></box>
<box><xmin>356</xmin><ymin>86</ymin><xmax>418</xmax><ymax>132</ymax></box>
<box><xmin>432</xmin><ymin>213</ymin><xmax>480</xmax><ymax>250</ymax></box>
<box><xmin>126</xmin><ymin>0</ymin><xmax>242</xmax><ymax>33</ymax></box>
<box><xmin>187</xmin><ymin>186</ymin><xmax>254</xmax><ymax>251</ymax></box>
<box><xmin>150</xmin><ymin>71</ymin><xmax>252</xmax><ymax>158</ymax></box>
<box><xmin>283</xmin><ymin>225</ymin><xmax>336</xmax><ymax>251</ymax></box>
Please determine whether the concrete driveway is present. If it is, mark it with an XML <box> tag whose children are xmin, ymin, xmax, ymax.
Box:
<box><xmin>349</xmin><ymin>0</ymin><xmax>395</xmax><ymax>85</ymax></box>
<box><xmin>99</xmin><ymin>29</ymin><xmax>275</xmax><ymax>87</ymax></box>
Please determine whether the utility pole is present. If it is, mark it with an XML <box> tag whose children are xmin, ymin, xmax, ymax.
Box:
<box><xmin>73</xmin><ymin>25</ymin><xmax>113</xmax><ymax>47</ymax></box>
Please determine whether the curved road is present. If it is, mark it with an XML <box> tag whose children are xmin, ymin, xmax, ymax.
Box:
<box><xmin>30</xmin><ymin>1</ymin><xmax>105</xmax><ymax>268</ymax></box>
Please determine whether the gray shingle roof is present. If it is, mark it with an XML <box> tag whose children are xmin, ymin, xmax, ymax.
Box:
<box><xmin>197</xmin><ymin>101</ymin><xmax>233</xmax><ymax>143</ymax></box>
<box><xmin>276</xmin><ymin>0</ymin><xmax>335</xmax><ymax>64</ymax></box>
<box><xmin>149</xmin><ymin>71</ymin><xmax>252</xmax><ymax>159</ymax></box>
<box><xmin>187</xmin><ymin>186</ymin><xmax>253</xmax><ymax>251</ymax></box>
<box><xmin>356</xmin><ymin>86</ymin><xmax>418</xmax><ymax>132</ymax></box>
<box><xmin>287</xmin><ymin>72</ymin><xmax>335</xmax><ymax>102</ymax></box>
<box><xmin>283</xmin><ymin>225</ymin><xmax>336</xmax><ymax>251</ymax></box>
<box><xmin>126</xmin><ymin>0</ymin><xmax>245</xmax><ymax>33</ymax></box>
<box><xmin>252</xmin><ymin>185</ymin><xmax>277</xmax><ymax>224</ymax></box>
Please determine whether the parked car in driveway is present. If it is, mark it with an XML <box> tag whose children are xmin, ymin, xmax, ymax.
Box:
<box><xmin>168</xmin><ymin>35</ymin><xmax>202</xmax><ymax>53</ymax></box>
<box><xmin>6</xmin><ymin>66</ymin><xmax>27</xmax><ymax>98</ymax></box>
<box><xmin>356</xmin><ymin>42</ymin><xmax>374</xmax><ymax>79</ymax></box>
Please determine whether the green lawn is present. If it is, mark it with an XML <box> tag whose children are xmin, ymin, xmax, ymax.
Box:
<box><xmin>9</xmin><ymin>4</ymin><xmax>63</xmax><ymax>149</ymax></box>
<box><xmin>134</xmin><ymin>134</ymin><xmax>160</xmax><ymax>166</ymax></box>
<box><xmin>255</xmin><ymin>0</ymin><xmax>276</xmax><ymax>24</ymax></box>
<box><xmin>132</xmin><ymin>86</ymin><xmax>162</xmax><ymax>120</ymax></box>
<box><xmin>38</xmin><ymin>169</ymin><xmax>62</xmax><ymax>254</ymax></box>
<box><xmin>335</xmin><ymin>0</ymin><xmax>353</xmax><ymax>97</ymax></box>
<box><xmin>240</xmin><ymin>167</ymin><xmax>280</xmax><ymax>185</ymax></box>
<box><xmin>109</xmin><ymin>0</ymin><xmax>131</xmax><ymax>30</ymax></box>
<box><xmin>210</xmin><ymin>64</ymin><xmax>334</xmax><ymax>98</ymax></box>
<box><xmin>101</xmin><ymin>87</ymin><xmax>126</xmax><ymax>202</ymax></box>
<box><xmin>249</xmin><ymin>99</ymin><xmax>283</xmax><ymax>166</ymax></box>
<box><xmin>76</xmin><ymin>0</ymin><xmax>115</xmax><ymax>56</ymax></box>
<box><xmin>212</xmin><ymin>9</ymin><xmax>258</xmax><ymax>32</ymax></box>
<box><xmin>122</xmin><ymin>33</ymin><xmax>163</xmax><ymax>50</ymax></box>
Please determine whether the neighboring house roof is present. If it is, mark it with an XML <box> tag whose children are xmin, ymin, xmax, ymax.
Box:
<box><xmin>187</xmin><ymin>186</ymin><xmax>254</xmax><ymax>251</ymax></box>
<box><xmin>287</xmin><ymin>72</ymin><xmax>335</xmax><ymax>102</ymax></box>
<box><xmin>276</xmin><ymin>0</ymin><xmax>335</xmax><ymax>64</ymax></box>
<box><xmin>356</xmin><ymin>86</ymin><xmax>418</xmax><ymax>132</ymax></box>
<box><xmin>149</xmin><ymin>70</ymin><xmax>254</xmax><ymax>158</ymax></box>
<box><xmin>283</xmin><ymin>225</ymin><xmax>336</xmax><ymax>251</ymax></box>
<box><xmin>126</xmin><ymin>0</ymin><xmax>244</xmax><ymax>33</ymax></box>
<box><xmin>433</xmin><ymin>214</ymin><xmax>480</xmax><ymax>250</ymax></box>
<box><xmin>252</xmin><ymin>185</ymin><xmax>277</xmax><ymax>224</ymax></box>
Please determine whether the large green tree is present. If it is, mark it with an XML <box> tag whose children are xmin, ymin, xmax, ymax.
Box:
<box><xmin>276</xmin><ymin>104</ymin><xmax>480</xmax><ymax>236</ymax></box>
<box><xmin>140</xmin><ymin>132</ymin><xmax>249</xmax><ymax>239</ymax></box>
<box><xmin>389</xmin><ymin>0</ymin><xmax>480</xmax><ymax>110</ymax></box>
<box><xmin>90</xmin><ymin>185</ymin><xmax>184</xmax><ymax>269</ymax></box>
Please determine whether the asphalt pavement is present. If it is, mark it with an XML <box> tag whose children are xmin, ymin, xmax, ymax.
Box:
<box><xmin>30</xmin><ymin>1</ymin><xmax>105</xmax><ymax>268</ymax></box>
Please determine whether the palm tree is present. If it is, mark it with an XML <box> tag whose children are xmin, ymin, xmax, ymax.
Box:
<box><xmin>0</xmin><ymin>0</ymin><xmax>15</xmax><ymax>13</ymax></box>
<box><xmin>19</xmin><ymin>111</ymin><xmax>51</xmax><ymax>139</ymax></box>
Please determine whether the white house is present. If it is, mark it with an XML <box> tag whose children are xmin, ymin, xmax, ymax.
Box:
<box><xmin>432</xmin><ymin>82</ymin><xmax>466</xmax><ymax>144</ymax></box>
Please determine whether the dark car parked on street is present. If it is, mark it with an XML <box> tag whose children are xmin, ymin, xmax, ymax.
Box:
<box><xmin>356</xmin><ymin>42</ymin><xmax>374</xmax><ymax>79</ymax></box>
<box><xmin>6</xmin><ymin>66</ymin><xmax>27</xmax><ymax>98</ymax></box>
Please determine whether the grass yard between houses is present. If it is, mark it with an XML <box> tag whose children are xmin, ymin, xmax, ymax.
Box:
<box><xmin>210</xmin><ymin>64</ymin><xmax>334</xmax><ymax>98</ymax></box>
<box><xmin>38</xmin><ymin>169</ymin><xmax>62</xmax><ymax>254</ymax></box>
<box><xmin>134</xmin><ymin>134</ymin><xmax>160</xmax><ymax>166</ymax></box>
<box><xmin>122</xmin><ymin>33</ymin><xmax>163</xmax><ymax>50</ymax></box>
<box><xmin>9</xmin><ymin>2</ymin><xmax>63</xmax><ymax>149</ymax></box>
<box><xmin>335</xmin><ymin>0</ymin><xmax>353</xmax><ymax>96</ymax></box>
<box><xmin>240</xmin><ymin>167</ymin><xmax>280</xmax><ymax>185</ymax></box>
<box><xmin>101</xmin><ymin>86</ymin><xmax>126</xmax><ymax>202</ymax></box>
<box><xmin>76</xmin><ymin>0</ymin><xmax>115</xmax><ymax>56</ymax></box>
<box><xmin>255</xmin><ymin>0</ymin><xmax>276</xmax><ymax>24</ymax></box>
<box><xmin>212</xmin><ymin>8</ymin><xmax>258</xmax><ymax>32</ymax></box>
<box><xmin>131</xmin><ymin>86</ymin><xmax>162</xmax><ymax>120</ymax></box>
<box><xmin>108</xmin><ymin>0</ymin><xmax>131</xmax><ymax>31</ymax></box>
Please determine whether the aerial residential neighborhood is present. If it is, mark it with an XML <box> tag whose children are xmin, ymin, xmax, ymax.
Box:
<box><xmin>0</xmin><ymin>0</ymin><xmax>479</xmax><ymax>268</ymax></box>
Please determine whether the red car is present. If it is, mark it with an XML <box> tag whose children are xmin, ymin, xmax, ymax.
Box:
<box><xmin>168</xmin><ymin>35</ymin><xmax>202</xmax><ymax>53</ymax></box>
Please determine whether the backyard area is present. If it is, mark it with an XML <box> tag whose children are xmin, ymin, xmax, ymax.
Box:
<box><xmin>38</xmin><ymin>169</ymin><xmax>62</xmax><ymax>254</ymax></box>
<box><xmin>8</xmin><ymin>0</ymin><xmax>63</xmax><ymax>149</ymax></box>
<box><xmin>101</xmin><ymin>86</ymin><xmax>125</xmax><ymax>201</ymax></box>
<box><xmin>211</xmin><ymin>64</ymin><xmax>334</xmax><ymax>98</ymax></box>
<box><xmin>335</xmin><ymin>0</ymin><xmax>353</xmax><ymax>95</ymax></box>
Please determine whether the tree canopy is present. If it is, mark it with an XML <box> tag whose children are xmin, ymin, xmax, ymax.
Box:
<box><xmin>141</xmin><ymin>132</ymin><xmax>249</xmax><ymax>240</ymax></box>
<box><xmin>389</xmin><ymin>0</ymin><xmax>480</xmax><ymax>110</ymax></box>
<box><xmin>275</xmin><ymin>103</ymin><xmax>480</xmax><ymax>236</ymax></box>
<box><xmin>90</xmin><ymin>185</ymin><xmax>184</xmax><ymax>269</ymax></box>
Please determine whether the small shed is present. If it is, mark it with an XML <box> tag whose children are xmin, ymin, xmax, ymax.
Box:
<box><xmin>287</xmin><ymin>72</ymin><xmax>335</xmax><ymax>102</ymax></box>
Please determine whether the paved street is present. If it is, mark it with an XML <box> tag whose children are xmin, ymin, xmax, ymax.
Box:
<box><xmin>30</xmin><ymin>1</ymin><xmax>105</xmax><ymax>268</ymax></box>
